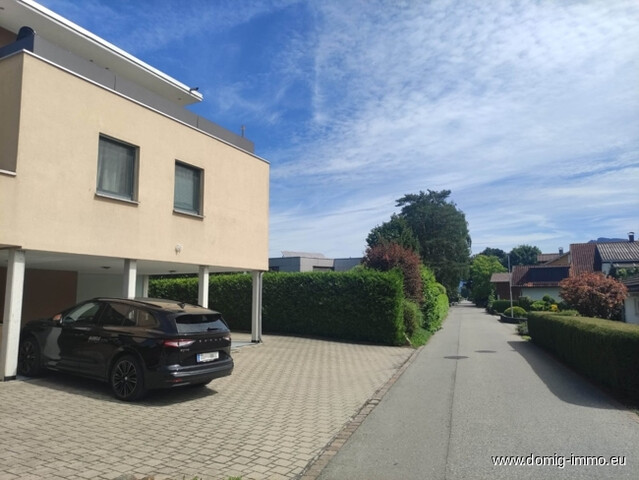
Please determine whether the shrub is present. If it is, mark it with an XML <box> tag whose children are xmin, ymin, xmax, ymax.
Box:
<box><xmin>490</xmin><ymin>300</ymin><xmax>514</xmax><ymax>314</ymax></box>
<box><xmin>403</xmin><ymin>299</ymin><xmax>422</xmax><ymax>336</ymax></box>
<box><xmin>527</xmin><ymin>312</ymin><xmax>639</xmax><ymax>402</ymax></box>
<box><xmin>363</xmin><ymin>243</ymin><xmax>423</xmax><ymax>302</ymax></box>
<box><xmin>516</xmin><ymin>321</ymin><xmax>529</xmax><ymax>336</ymax></box>
<box><xmin>518</xmin><ymin>296</ymin><xmax>533</xmax><ymax>311</ymax></box>
<box><xmin>421</xmin><ymin>266</ymin><xmax>448</xmax><ymax>331</ymax></box>
<box><xmin>504</xmin><ymin>306</ymin><xmax>527</xmax><ymax>318</ymax></box>
<box><xmin>530</xmin><ymin>300</ymin><xmax>546</xmax><ymax>311</ymax></box>
<box><xmin>559</xmin><ymin>272</ymin><xmax>628</xmax><ymax>320</ymax></box>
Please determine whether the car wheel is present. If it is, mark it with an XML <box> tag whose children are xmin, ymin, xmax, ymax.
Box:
<box><xmin>110</xmin><ymin>355</ymin><xmax>146</xmax><ymax>401</ymax></box>
<box><xmin>18</xmin><ymin>337</ymin><xmax>43</xmax><ymax>377</ymax></box>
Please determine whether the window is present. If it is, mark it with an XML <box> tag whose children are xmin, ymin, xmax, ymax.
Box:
<box><xmin>102</xmin><ymin>303</ymin><xmax>158</xmax><ymax>328</ymax></box>
<box><xmin>97</xmin><ymin>135</ymin><xmax>138</xmax><ymax>201</ymax></box>
<box><xmin>174</xmin><ymin>161</ymin><xmax>203</xmax><ymax>215</ymax></box>
<box><xmin>61</xmin><ymin>302</ymin><xmax>101</xmax><ymax>326</ymax></box>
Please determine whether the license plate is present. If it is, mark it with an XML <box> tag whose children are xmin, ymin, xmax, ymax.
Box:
<box><xmin>197</xmin><ymin>352</ymin><xmax>219</xmax><ymax>363</ymax></box>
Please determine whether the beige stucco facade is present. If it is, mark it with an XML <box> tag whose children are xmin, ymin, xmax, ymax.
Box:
<box><xmin>0</xmin><ymin>51</ymin><xmax>269</xmax><ymax>271</ymax></box>
<box><xmin>0</xmin><ymin>1</ymin><xmax>268</xmax><ymax>379</ymax></box>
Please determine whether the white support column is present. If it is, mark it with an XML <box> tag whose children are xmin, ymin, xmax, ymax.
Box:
<box><xmin>141</xmin><ymin>275</ymin><xmax>150</xmax><ymax>298</ymax></box>
<box><xmin>122</xmin><ymin>259</ymin><xmax>137</xmax><ymax>299</ymax></box>
<box><xmin>251</xmin><ymin>271</ymin><xmax>263</xmax><ymax>343</ymax></box>
<box><xmin>0</xmin><ymin>249</ymin><xmax>26</xmax><ymax>381</ymax></box>
<box><xmin>198</xmin><ymin>266</ymin><xmax>210</xmax><ymax>308</ymax></box>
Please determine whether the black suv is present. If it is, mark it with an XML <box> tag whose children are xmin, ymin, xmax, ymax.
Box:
<box><xmin>18</xmin><ymin>298</ymin><xmax>234</xmax><ymax>401</ymax></box>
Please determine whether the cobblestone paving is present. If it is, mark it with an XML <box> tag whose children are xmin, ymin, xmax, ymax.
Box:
<box><xmin>0</xmin><ymin>334</ymin><xmax>413</xmax><ymax>480</ymax></box>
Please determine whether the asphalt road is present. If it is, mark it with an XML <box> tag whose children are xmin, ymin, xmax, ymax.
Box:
<box><xmin>317</xmin><ymin>302</ymin><xmax>639</xmax><ymax>479</ymax></box>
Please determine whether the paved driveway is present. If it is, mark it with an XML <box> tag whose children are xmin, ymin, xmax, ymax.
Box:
<box><xmin>0</xmin><ymin>333</ymin><xmax>413</xmax><ymax>480</ymax></box>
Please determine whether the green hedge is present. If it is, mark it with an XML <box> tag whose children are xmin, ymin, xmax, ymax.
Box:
<box><xmin>527</xmin><ymin>312</ymin><xmax>639</xmax><ymax>402</ymax></box>
<box><xmin>489</xmin><ymin>299</ymin><xmax>532</xmax><ymax>314</ymax></box>
<box><xmin>150</xmin><ymin>270</ymin><xmax>406</xmax><ymax>345</ymax></box>
<box><xmin>421</xmin><ymin>268</ymin><xmax>449</xmax><ymax>331</ymax></box>
<box><xmin>489</xmin><ymin>300</ymin><xmax>513</xmax><ymax>314</ymax></box>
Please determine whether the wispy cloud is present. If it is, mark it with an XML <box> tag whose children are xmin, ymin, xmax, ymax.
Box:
<box><xmin>266</xmin><ymin>0</ymin><xmax>639</xmax><ymax>256</ymax></box>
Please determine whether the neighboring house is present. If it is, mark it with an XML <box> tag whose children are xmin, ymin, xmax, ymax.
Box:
<box><xmin>0</xmin><ymin>0</ymin><xmax>269</xmax><ymax>380</ymax></box>
<box><xmin>569</xmin><ymin>234</ymin><xmax>639</xmax><ymax>324</ymax></box>
<box><xmin>621</xmin><ymin>276</ymin><xmax>639</xmax><ymax>325</ymax></box>
<box><xmin>269</xmin><ymin>252</ymin><xmax>362</xmax><ymax>272</ymax></box>
<box><xmin>596</xmin><ymin>240</ymin><xmax>639</xmax><ymax>275</ymax></box>
<box><xmin>489</xmin><ymin>272</ymin><xmax>513</xmax><ymax>300</ymax></box>
<box><xmin>490</xmin><ymin>250</ymin><xmax>569</xmax><ymax>301</ymax></box>
<box><xmin>511</xmin><ymin>265</ymin><xmax>570</xmax><ymax>301</ymax></box>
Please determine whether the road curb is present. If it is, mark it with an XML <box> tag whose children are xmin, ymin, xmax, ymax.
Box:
<box><xmin>297</xmin><ymin>344</ymin><xmax>424</xmax><ymax>480</ymax></box>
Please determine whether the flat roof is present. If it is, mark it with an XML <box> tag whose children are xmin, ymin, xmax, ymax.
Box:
<box><xmin>0</xmin><ymin>0</ymin><xmax>203</xmax><ymax>107</ymax></box>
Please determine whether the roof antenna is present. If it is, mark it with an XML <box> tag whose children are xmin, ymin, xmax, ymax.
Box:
<box><xmin>241</xmin><ymin>125</ymin><xmax>245</xmax><ymax>138</ymax></box>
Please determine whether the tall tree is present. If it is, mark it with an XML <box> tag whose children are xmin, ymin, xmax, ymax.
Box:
<box><xmin>396</xmin><ymin>190</ymin><xmax>471</xmax><ymax>300</ymax></box>
<box><xmin>468</xmin><ymin>255</ymin><xmax>507</xmax><ymax>307</ymax></box>
<box><xmin>480</xmin><ymin>247</ymin><xmax>508</xmax><ymax>268</ymax></box>
<box><xmin>366</xmin><ymin>214</ymin><xmax>420</xmax><ymax>253</ymax></box>
<box><xmin>509</xmin><ymin>244</ymin><xmax>542</xmax><ymax>266</ymax></box>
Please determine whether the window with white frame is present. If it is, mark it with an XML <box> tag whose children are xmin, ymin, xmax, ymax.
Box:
<box><xmin>174</xmin><ymin>161</ymin><xmax>203</xmax><ymax>215</ymax></box>
<box><xmin>96</xmin><ymin>135</ymin><xmax>138</xmax><ymax>201</ymax></box>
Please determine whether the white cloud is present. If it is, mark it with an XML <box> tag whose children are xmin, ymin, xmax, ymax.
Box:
<box><xmin>265</xmin><ymin>0</ymin><xmax>639</xmax><ymax>256</ymax></box>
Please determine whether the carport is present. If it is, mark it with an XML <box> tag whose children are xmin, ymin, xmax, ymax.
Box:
<box><xmin>0</xmin><ymin>248</ymin><xmax>263</xmax><ymax>381</ymax></box>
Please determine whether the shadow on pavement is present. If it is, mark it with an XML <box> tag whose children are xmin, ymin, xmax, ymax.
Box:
<box><xmin>20</xmin><ymin>371</ymin><xmax>217</xmax><ymax>406</ymax></box>
<box><xmin>508</xmin><ymin>339</ymin><xmax>618</xmax><ymax>410</ymax></box>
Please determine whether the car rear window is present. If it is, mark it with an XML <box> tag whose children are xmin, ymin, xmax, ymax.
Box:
<box><xmin>102</xmin><ymin>303</ymin><xmax>159</xmax><ymax>328</ymax></box>
<box><xmin>174</xmin><ymin>313</ymin><xmax>227</xmax><ymax>334</ymax></box>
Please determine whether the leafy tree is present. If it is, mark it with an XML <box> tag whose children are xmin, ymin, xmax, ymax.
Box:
<box><xmin>396</xmin><ymin>190</ymin><xmax>471</xmax><ymax>300</ymax></box>
<box><xmin>468</xmin><ymin>255</ymin><xmax>507</xmax><ymax>307</ymax></box>
<box><xmin>362</xmin><ymin>243</ymin><xmax>423</xmax><ymax>302</ymax></box>
<box><xmin>480</xmin><ymin>247</ymin><xmax>508</xmax><ymax>268</ymax></box>
<box><xmin>366</xmin><ymin>214</ymin><xmax>420</xmax><ymax>253</ymax></box>
<box><xmin>559</xmin><ymin>273</ymin><xmax>628</xmax><ymax>320</ymax></box>
<box><xmin>509</xmin><ymin>244</ymin><xmax>542</xmax><ymax>266</ymax></box>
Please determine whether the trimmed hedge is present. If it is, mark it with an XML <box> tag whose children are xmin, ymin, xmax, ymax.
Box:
<box><xmin>150</xmin><ymin>270</ymin><xmax>406</xmax><ymax>345</ymax></box>
<box><xmin>527</xmin><ymin>312</ymin><xmax>639</xmax><ymax>402</ymax></box>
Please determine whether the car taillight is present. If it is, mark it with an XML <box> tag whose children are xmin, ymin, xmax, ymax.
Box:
<box><xmin>163</xmin><ymin>339</ymin><xmax>195</xmax><ymax>348</ymax></box>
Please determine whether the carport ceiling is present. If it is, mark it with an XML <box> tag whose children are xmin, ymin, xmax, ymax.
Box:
<box><xmin>0</xmin><ymin>250</ymin><xmax>244</xmax><ymax>275</ymax></box>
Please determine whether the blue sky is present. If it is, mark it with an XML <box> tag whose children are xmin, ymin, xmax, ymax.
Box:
<box><xmin>39</xmin><ymin>0</ymin><xmax>639</xmax><ymax>258</ymax></box>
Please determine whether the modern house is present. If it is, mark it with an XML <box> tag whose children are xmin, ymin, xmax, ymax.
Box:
<box><xmin>0</xmin><ymin>0</ymin><xmax>269</xmax><ymax>380</ymax></box>
<box><xmin>269</xmin><ymin>252</ymin><xmax>362</xmax><ymax>272</ymax></box>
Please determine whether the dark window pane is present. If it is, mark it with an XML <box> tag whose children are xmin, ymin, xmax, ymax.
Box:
<box><xmin>174</xmin><ymin>162</ymin><xmax>202</xmax><ymax>214</ymax></box>
<box><xmin>97</xmin><ymin>136</ymin><xmax>136</xmax><ymax>200</ymax></box>
<box><xmin>101</xmin><ymin>303</ymin><xmax>129</xmax><ymax>327</ymax></box>
<box><xmin>174</xmin><ymin>314</ymin><xmax>225</xmax><ymax>334</ymax></box>
<box><xmin>63</xmin><ymin>302</ymin><xmax>101</xmax><ymax>326</ymax></box>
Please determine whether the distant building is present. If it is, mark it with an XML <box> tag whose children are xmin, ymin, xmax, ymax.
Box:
<box><xmin>269</xmin><ymin>252</ymin><xmax>362</xmax><ymax>272</ymax></box>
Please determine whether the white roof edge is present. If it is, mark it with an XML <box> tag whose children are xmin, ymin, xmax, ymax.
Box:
<box><xmin>18</xmin><ymin>0</ymin><xmax>203</xmax><ymax>103</ymax></box>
